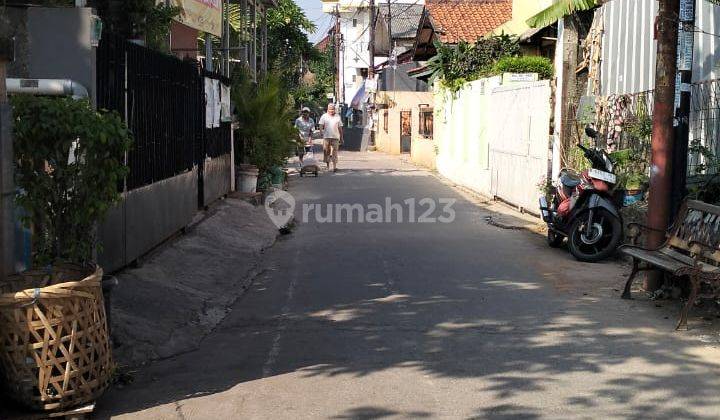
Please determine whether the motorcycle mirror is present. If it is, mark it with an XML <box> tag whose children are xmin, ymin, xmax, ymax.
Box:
<box><xmin>585</xmin><ymin>126</ymin><xmax>599</xmax><ymax>139</ymax></box>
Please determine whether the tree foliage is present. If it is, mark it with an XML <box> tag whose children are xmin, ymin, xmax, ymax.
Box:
<box><xmin>266</xmin><ymin>0</ymin><xmax>319</xmax><ymax>91</ymax></box>
<box><xmin>87</xmin><ymin>0</ymin><xmax>179</xmax><ymax>51</ymax></box>
<box><xmin>11</xmin><ymin>96</ymin><xmax>132</xmax><ymax>266</ymax></box>
<box><xmin>526</xmin><ymin>0</ymin><xmax>599</xmax><ymax>29</ymax></box>
<box><xmin>293</xmin><ymin>45</ymin><xmax>334</xmax><ymax>113</ymax></box>
<box><xmin>228</xmin><ymin>0</ymin><xmax>323</xmax><ymax>101</ymax></box>
<box><xmin>144</xmin><ymin>3</ymin><xmax>182</xmax><ymax>52</ymax></box>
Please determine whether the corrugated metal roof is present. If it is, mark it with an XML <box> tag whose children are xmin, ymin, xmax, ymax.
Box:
<box><xmin>600</xmin><ymin>0</ymin><xmax>720</xmax><ymax>96</ymax></box>
<box><xmin>377</xmin><ymin>3</ymin><xmax>425</xmax><ymax>39</ymax></box>
<box><xmin>600</xmin><ymin>0</ymin><xmax>657</xmax><ymax>95</ymax></box>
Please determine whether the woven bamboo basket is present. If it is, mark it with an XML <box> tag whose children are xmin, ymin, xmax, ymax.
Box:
<box><xmin>0</xmin><ymin>265</ymin><xmax>113</xmax><ymax>411</ymax></box>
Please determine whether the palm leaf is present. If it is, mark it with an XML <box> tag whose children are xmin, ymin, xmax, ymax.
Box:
<box><xmin>526</xmin><ymin>0</ymin><xmax>598</xmax><ymax>28</ymax></box>
<box><xmin>228</xmin><ymin>3</ymin><xmax>247</xmax><ymax>33</ymax></box>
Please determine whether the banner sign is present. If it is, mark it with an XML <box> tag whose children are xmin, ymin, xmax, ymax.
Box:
<box><xmin>678</xmin><ymin>27</ymin><xmax>694</xmax><ymax>71</ymax></box>
<box><xmin>679</xmin><ymin>0</ymin><xmax>694</xmax><ymax>22</ymax></box>
<box><xmin>173</xmin><ymin>0</ymin><xmax>222</xmax><ymax>36</ymax></box>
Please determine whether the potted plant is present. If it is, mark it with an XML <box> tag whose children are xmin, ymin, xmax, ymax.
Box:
<box><xmin>232</xmin><ymin>71</ymin><xmax>297</xmax><ymax>193</ymax></box>
<box><xmin>0</xmin><ymin>95</ymin><xmax>131</xmax><ymax>411</ymax></box>
<box><xmin>610</xmin><ymin>149</ymin><xmax>649</xmax><ymax>206</ymax></box>
<box><xmin>621</xmin><ymin>172</ymin><xmax>649</xmax><ymax>206</ymax></box>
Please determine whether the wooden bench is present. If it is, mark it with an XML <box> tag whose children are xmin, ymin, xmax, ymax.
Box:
<box><xmin>620</xmin><ymin>200</ymin><xmax>720</xmax><ymax>330</ymax></box>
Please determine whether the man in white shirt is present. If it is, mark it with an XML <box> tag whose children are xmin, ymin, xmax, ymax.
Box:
<box><xmin>318</xmin><ymin>103</ymin><xmax>344</xmax><ymax>172</ymax></box>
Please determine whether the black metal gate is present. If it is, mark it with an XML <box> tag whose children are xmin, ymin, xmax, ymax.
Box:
<box><xmin>97</xmin><ymin>32</ymin><xmax>204</xmax><ymax>192</ymax></box>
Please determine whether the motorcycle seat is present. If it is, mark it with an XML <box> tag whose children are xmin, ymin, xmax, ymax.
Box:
<box><xmin>560</xmin><ymin>172</ymin><xmax>582</xmax><ymax>188</ymax></box>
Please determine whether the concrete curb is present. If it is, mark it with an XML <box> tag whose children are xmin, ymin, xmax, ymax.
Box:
<box><xmin>109</xmin><ymin>197</ymin><xmax>281</xmax><ymax>368</ymax></box>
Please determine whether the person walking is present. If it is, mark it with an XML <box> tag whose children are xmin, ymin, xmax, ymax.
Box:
<box><xmin>294</xmin><ymin>107</ymin><xmax>315</xmax><ymax>164</ymax></box>
<box><xmin>319</xmin><ymin>103</ymin><xmax>343</xmax><ymax>172</ymax></box>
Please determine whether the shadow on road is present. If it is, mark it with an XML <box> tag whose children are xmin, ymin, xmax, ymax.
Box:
<box><xmin>88</xmin><ymin>153</ymin><xmax>720</xmax><ymax>418</ymax></box>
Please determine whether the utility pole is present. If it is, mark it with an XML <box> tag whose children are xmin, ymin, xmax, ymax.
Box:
<box><xmin>368</xmin><ymin>0</ymin><xmax>375</xmax><ymax>78</ymax></box>
<box><xmin>0</xmin><ymin>32</ymin><xmax>14</xmax><ymax>278</ymax></box>
<box><xmin>334</xmin><ymin>5</ymin><xmax>341</xmax><ymax>105</ymax></box>
<box><xmin>367</xmin><ymin>0</ymin><xmax>376</xmax><ymax>146</ymax></box>
<box><xmin>646</xmin><ymin>0</ymin><xmax>680</xmax><ymax>291</ymax></box>
<box><xmin>386</xmin><ymin>0</ymin><xmax>392</xmax><ymax>90</ymax></box>
<box><xmin>222</xmin><ymin>0</ymin><xmax>230</xmax><ymax>76</ymax></box>
<box><xmin>205</xmin><ymin>33</ymin><xmax>214</xmax><ymax>71</ymax></box>
<box><xmin>672</xmin><ymin>0</ymin><xmax>695</xmax><ymax>215</ymax></box>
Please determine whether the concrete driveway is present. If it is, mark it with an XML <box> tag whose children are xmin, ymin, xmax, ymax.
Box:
<box><xmin>96</xmin><ymin>152</ymin><xmax>720</xmax><ymax>419</ymax></box>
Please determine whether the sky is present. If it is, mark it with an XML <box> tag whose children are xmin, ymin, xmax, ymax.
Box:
<box><xmin>297</xmin><ymin>0</ymin><xmax>334</xmax><ymax>44</ymax></box>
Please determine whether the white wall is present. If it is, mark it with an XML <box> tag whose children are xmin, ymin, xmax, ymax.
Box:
<box><xmin>436</xmin><ymin>79</ymin><xmax>551</xmax><ymax>213</ymax></box>
<box><xmin>340</xmin><ymin>8</ymin><xmax>371</xmax><ymax>104</ymax></box>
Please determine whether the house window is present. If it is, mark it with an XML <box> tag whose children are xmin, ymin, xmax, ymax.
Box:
<box><xmin>383</xmin><ymin>110</ymin><xmax>388</xmax><ymax>133</ymax></box>
<box><xmin>419</xmin><ymin>108</ymin><xmax>434</xmax><ymax>138</ymax></box>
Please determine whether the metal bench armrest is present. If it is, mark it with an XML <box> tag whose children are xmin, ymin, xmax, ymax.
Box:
<box><xmin>688</xmin><ymin>240</ymin><xmax>716</xmax><ymax>258</ymax></box>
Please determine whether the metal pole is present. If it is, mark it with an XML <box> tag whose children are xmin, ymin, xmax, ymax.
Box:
<box><xmin>223</xmin><ymin>0</ymin><xmax>231</xmax><ymax>76</ymax></box>
<box><xmin>251</xmin><ymin>0</ymin><xmax>257</xmax><ymax>79</ymax></box>
<box><xmin>205</xmin><ymin>33</ymin><xmax>214</xmax><ymax>71</ymax></box>
<box><xmin>335</xmin><ymin>6</ymin><xmax>341</xmax><ymax>104</ymax></box>
<box><xmin>0</xmin><ymin>35</ymin><xmax>14</xmax><ymax>278</ymax></box>
<box><xmin>230</xmin><ymin>120</ymin><xmax>236</xmax><ymax>191</ymax></box>
<box><xmin>261</xmin><ymin>6</ymin><xmax>267</xmax><ymax>75</ymax></box>
<box><xmin>646</xmin><ymin>0</ymin><xmax>680</xmax><ymax>291</ymax></box>
<box><xmin>672</xmin><ymin>0</ymin><xmax>695</xmax><ymax>216</ymax></box>
<box><xmin>386</xmin><ymin>0</ymin><xmax>393</xmax><ymax>90</ymax></box>
<box><xmin>368</xmin><ymin>0</ymin><xmax>376</xmax><ymax>145</ymax></box>
<box><xmin>240</xmin><ymin>0</ymin><xmax>248</xmax><ymax>67</ymax></box>
<box><xmin>368</xmin><ymin>0</ymin><xmax>375</xmax><ymax>78</ymax></box>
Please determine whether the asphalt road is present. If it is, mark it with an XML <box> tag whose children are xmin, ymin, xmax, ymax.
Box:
<box><xmin>96</xmin><ymin>152</ymin><xmax>720</xmax><ymax>419</ymax></box>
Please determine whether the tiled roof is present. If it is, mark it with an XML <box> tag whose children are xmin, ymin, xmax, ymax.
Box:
<box><xmin>377</xmin><ymin>4</ymin><xmax>426</xmax><ymax>39</ymax></box>
<box><xmin>315</xmin><ymin>33</ymin><xmax>332</xmax><ymax>52</ymax></box>
<box><xmin>425</xmin><ymin>0</ymin><xmax>512</xmax><ymax>44</ymax></box>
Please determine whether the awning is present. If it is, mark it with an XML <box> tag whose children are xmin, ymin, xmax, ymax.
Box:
<box><xmin>407</xmin><ymin>64</ymin><xmax>433</xmax><ymax>81</ymax></box>
<box><xmin>519</xmin><ymin>27</ymin><xmax>544</xmax><ymax>42</ymax></box>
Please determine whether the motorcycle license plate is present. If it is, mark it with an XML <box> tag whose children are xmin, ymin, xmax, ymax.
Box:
<box><xmin>588</xmin><ymin>168</ymin><xmax>616</xmax><ymax>184</ymax></box>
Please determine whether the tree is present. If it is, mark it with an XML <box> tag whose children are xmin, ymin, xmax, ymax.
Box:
<box><xmin>266</xmin><ymin>0</ymin><xmax>318</xmax><ymax>90</ymax></box>
<box><xmin>294</xmin><ymin>44</ymin><xmax>334</xmax><ymax>112</ymax></box>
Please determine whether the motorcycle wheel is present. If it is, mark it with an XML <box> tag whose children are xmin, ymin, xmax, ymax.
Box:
<box><xmin>547</xmin><ymin>229</ymin><xmax>564</xmax><ymax>248</ymax></box>
<box><xmin>568</xmin><ymin>208</ymin><xmax>622</xmax><ymax>263</ymax></box>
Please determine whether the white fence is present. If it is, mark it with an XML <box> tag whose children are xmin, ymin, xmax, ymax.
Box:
<box><xmin>436</xmin><ymin>79</ymin><xmax>552</xmax><ymax>213</ymax></box>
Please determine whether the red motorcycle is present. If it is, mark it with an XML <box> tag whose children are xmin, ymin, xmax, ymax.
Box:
<box><xmin>539</xmin><ymin>127</ymin><xmax>623</xmax><ymax>262</ymax></box>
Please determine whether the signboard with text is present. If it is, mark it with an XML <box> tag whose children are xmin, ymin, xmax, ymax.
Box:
<box><xmin>173</xmin><ymin>0</ymin><xmax>222</xmax><ymax>36</ymax></box>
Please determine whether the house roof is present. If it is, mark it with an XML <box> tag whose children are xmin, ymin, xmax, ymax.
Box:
<box><xmin>315</xmin><ymin>33</ymin><xmax>332</xmax><ymax>52</ymax></box>
<box><xmin>425</xmin><ymin>0</ymin><xmax>512</xmax><ymax>44</ymax></box>
<box><xmin>377</xmin><ymin>4</ymin><xmax>426</xmax><ymax>39</ymax></box>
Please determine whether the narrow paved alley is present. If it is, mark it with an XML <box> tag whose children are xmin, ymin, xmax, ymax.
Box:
<box><xmin>97</xmin><ymin>152</ymin><xmax>720</xmax><ymax>419</ymax></box>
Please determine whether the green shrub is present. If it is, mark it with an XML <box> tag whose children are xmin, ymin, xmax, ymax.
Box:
<box><xmin>494</xmin><ymin>56</ymin><xmax>554</xmax><ymax>80</ymax></box>
<box><xmin>232</xmin><ymin>70</ymin><xmax>296</xmax><ymax>174</ymax></box>
<box><xmin>11</xmin><ymin>95</ymin><xmax>132</xmax><ymax>266</ymax></box>
<box><xmin>427</xmin><ymin>34</ymin><xmax>520</xmax><ymax>94</ymax></box>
